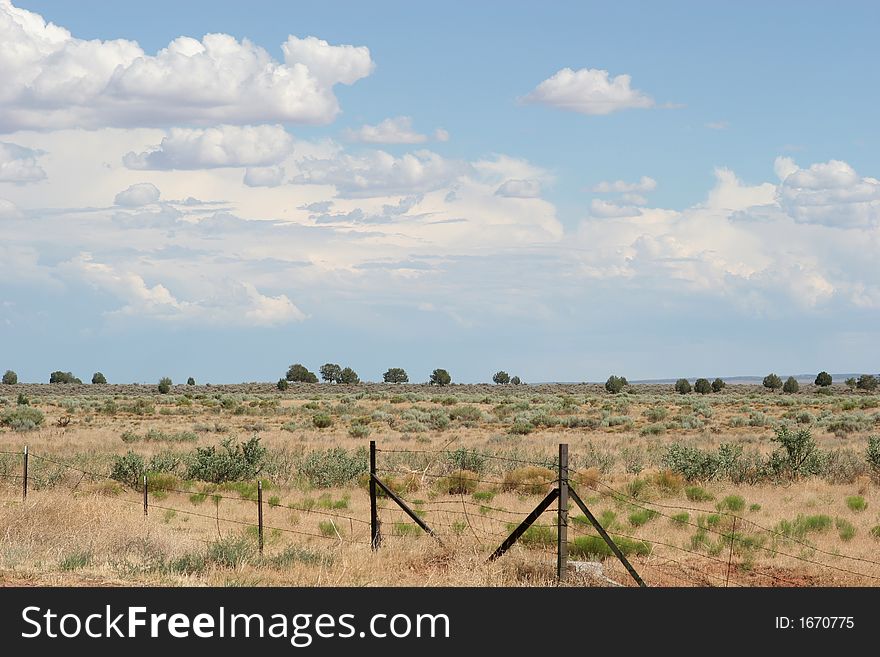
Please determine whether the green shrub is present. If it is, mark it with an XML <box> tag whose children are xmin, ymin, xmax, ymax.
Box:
<box><xmin>445</xmin><ymin>447</ymin><xmax>487</xmax><ymax>473</ymax></box>
<box><xmin>711</xmin><ymin>378</ymin><xmax>726</xmax><ymax>393</ymax></box>
<box><xmin>429</xmin><ymin>369</ymin><xmax>451</xmax><ymax>386</ymax></box>
<box><xmin>870</xmin><ymin>526</ymin><xmax>880</xmax><ymax>539</ymax></box>
<box><xmin>783</xmin><ymin>376</ymin><xmax>799</xmax><ymax>394</ymax></box>
<box><xmin>276</xmin><ymin>378</ymin><xmax>289</xmax><ymax>391</ymax></box>
<box><xmin>670</xmin><ymin>512</ymin><xmax>690</xmax><ymax>526</ymax></box>
<box><xmin>663</xmin><ymin>444</ymin><xmax>717</xmax><ymax>481</ymax></box>
<box><xmin>185</xmin><ymin>436</ymin><xmax>267</xmax><ymax>483</ymax></box>
<box><xmin>348</xmin><ymin>424</ymin><xmax>371</xmax><ymax>438</ymax></box>
<box><xmin>857</xmin><ymin>374</ymin><xmax>878</xmax><ymax>392</ymax></box>
<box><xmin>694</xmin><ymin>378</ymin><xmax>711</xmax><ymax>394</ymax></box>
<box><xmin>604</xmin><ymin>375</ymin><xmax>626</xmax><ymax>394</ymax></box>
<box><xmin>645</xmin><ymin>407</ymin><xmax>668</xmax><ymax>422</ymax></box>
<box><xmin>157</xmin><ymin>377</ymin><xmax>172</xmax><ymax>394</ymax></box>
<box><xmin>383</xmin><ymin>368</ymin><xmax>409</xmax><ymax>383</ymax></box>
<box><xmin>835</xmin><ymin>517</ymin><xmax>856</xmax><ymax>541</ymax></box>
<box><xmin>815</xmin><ymin>371</ymin><xmax>833</xmax><ymax>387</ymax></box>
<box><xmin>339</xmin><ymin>367</ymin><xmax>360</xmax><ymax>384</ymax></box>
<box><xmin>1</xmin><ymin>370</ymin><xmax>17</xmax><ymax>385</ymax></box>
<box><xmin>717</xmin><ymin>495</ymin><xmax>745</xmax><ymax>512</ymax></box>
<box><xmin>763</xmin><ymin>373</ymin><xmax>782</xmax><ymax>391</ymax></box>
<box><xmin>685</xmin><ymin>485</ymin><xmax>714</xmax><ymax>502</ymax></box>
<box><xmin>436</xmin><ymin>470</ymin><xmax>479</xmax><ymax>494</ymax></box>
<box><xmin>770</xmin><ymin>426</ymin><xmax>822</xmax><ymax>479</ymax></box>
<box><xmin>208</xmin><ymin>536</ymin><xmax>256</xmax><ymax>568</ymax></box>
<box><xmin>845</xmin><ymin>495</ymin><xmax>867</xmax><ymax>512</ymax></box>
<box><xmin>628</xmin><ymin>508</ymin><xmax>658</xmax><ymax>527</ymax></box>
<box><xmin>674</xmin><ymin>378</ymin><xmax>692</xmax><ymax>395</ymax></box>
<box><xmin>286</xmin><ymin>363</ymin><xmax>318</xmax><ymax>383</ymax></box>
<box><xmin>569</xmin><ymin>535</ymin><xmax>650</xmax><ymax>559</ymax></box>
<box><xmin>867</xmin><ymin>436</ymin><xmax>880</xmax><ymax>474</ymax></box>
<box><xmin>60</xmin><ymin>549</ymin><xmax>93</xmax><ymax>571</ymax></box>
<box><xmin>49</xmin><ymin>371</ymin><xmax>81</xmax><ymax>384</ymax></box>
<box><xmin>111</xmin><ymin>451</ymin><xmax>146</xmax><ymax>487</ymax></box>
<box><xmin>775</xmin><ymin>514</ymin><xmax>832</xmax><ymax>540</ymax></box>
<box><xmin>492</xmin><ymin>371</ymin><xmax>511</xmax><ymax>384</ymax></box>
<box><xmin>0</xmin><ymin>406</ymin><xmax>45</xmax><ymax>431</ymax></box>
<box><xmin>312</xmin><ymin>413</ymin><xmax>333</xmax><ymax>429</ymax></box>
<box><xmin>511</xmin><ymin>376</ymin><xmax>522</xmax><ymax>385</ymax></box>
<box><xmin>91</xmin><ymin>372</ymin><xmax>107</xmax><ymax>384</ymax></box>
<box><xmin>298</xmin><ymin>447</ymin><xmax>367</xmax><ymax>488</ymax></box>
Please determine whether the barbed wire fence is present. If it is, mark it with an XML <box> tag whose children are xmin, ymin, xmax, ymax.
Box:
<box><xmin>2</xmin><ymin>443</ymin><xmax>880</xmax><ymax>587</ymax></box>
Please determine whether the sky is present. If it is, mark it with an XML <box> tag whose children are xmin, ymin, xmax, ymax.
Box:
<box><xmin>1</xmin><ymin>0</ymin><xmax>879</xmax><ymax>384</ymax></box>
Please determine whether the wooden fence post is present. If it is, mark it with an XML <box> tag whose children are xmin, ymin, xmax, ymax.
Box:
<box><xmin>557</xmin><ymin>443</ymin><xmax>568</xmax><ymax>582</ymax></box>
<box><xmin>22</xmin><ymin>445</ymin><xmax>28</xmax><ymax>502</ymax></box>
<box><xmin>143</xmin><ymin>474</ymin><xmax>148</xmax><ymax>516</ymax></box>
<box><xmin>370</xmin><ymin>440</ymin><xmax>381</xmax><ymax>550</ymax></box>
<box><xmin>258</xmin><ymin>479</ymin><xmax>264</xmax><ymax>556</ymax></box>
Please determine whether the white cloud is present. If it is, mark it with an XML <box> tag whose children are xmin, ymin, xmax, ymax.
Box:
<box><xmin>592</xmin><ymin>176</ymin><xmax>657</xmax><ymax>194</ymax></box>
<box><xmin>704</xmin><ymin>167</ymin><xmax>776</xmax><ymax>211</ymax></box>
<box><xmin>66</xmin><ymin>252</ymin><xmax>305</xmax><ymax>326</ymax></box>
<box><xmin>522</xmin><ymin>67</ymin><xmax>655</xmax><ymax>115</ymax></box>
<box><xmin>0</xmin><ymin>198</ymin><xmax>23</xmax><ymax>219</ymax></box>
<box><xmin>0</xmin><ymin>2</ymin><xmax>373</xmax><ymax>130</ymax></box>
<box><xmin>244</xmin><ymin>165</ymin><xmax>286</xmax><ymax>188</ymax></box>
<box><xmin>0</xmin><ymin>141</ymin><xmax>46</xmax><ymax>182</ymax></box>
<box><xmin>345</xmin><ymin>116</ymin><xmax>438</xmax><ymax>144</ymax></box>
<box><xmin>589</xmin><ymin>199</ymin><xmax>642</xmax><ymax>218</ymax></box>
<box><xmin>776</xmin><ymin>158</ymin><xmax>880</xmax><ymax>227</ymax></box>
<box><xmin>434</xmin><ymin>128</ymin><xmax>450</xmax><ymax>142</ymax></box>
<box><xmin>495</xmin><ymin>179</ymin><xmax>542</xmax><ymax>198</ymax></box>
<box><xmin>123</xmin><ymin>125</ymin><xmax>294</xmax><ymax>170</ymax></box>
<box><xmin>114</xmin><ymin>182</ymin><xmax>161</xmax><ymax>207</ymax></box>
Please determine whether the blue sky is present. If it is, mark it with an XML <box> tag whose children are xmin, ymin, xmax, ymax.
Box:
<box><xmin>1</xmin><ymin>1</ymin><xmax>878</xmax><ymax>383</ymax></box>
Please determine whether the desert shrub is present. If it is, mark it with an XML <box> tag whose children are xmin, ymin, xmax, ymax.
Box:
<box><xmin>628</xmin><ymin>508</ymin><xmax>658</xmax><ymax>527</ymax></box>
<box><xmin>383</xmin><ymin>368</ymin><xmax>409</xmax><ymax>383</ymax></box>
<box><xmin>429</xmin><ymin>369</ymin><xmax>451</xmax><ymax>386</ymax></box>
<box><xmin>604</xmin><ymin>375</ymin><xmax>626</xmax><ymax>394</ymax></box>
<box><xmin>663</xmin><ymin>444</ymin><xmax>717</xmax><ymax>481</ymax></box>
<box><xmin>339</xmin><ymin>367</ymin><xmax>360</xmax><ymax>384</ymax></box>
<box><xmin>836</xmin><ymin>517</ymin><xmax>856</xmax><ymax>541</ymax></box>
<box><xmin>16</xmin><ymin>393</ymin><xmax>28</xmax><ymax>405</ymax></box>
<box><xmin>91</xmin><ymin>372</ymin><xmax>107</xmax><ymax>384</ymax></box>
<box><xmin>509</xmin><ymin>420</ymin><xmax>533</xmax><ymax>435</ymax></box>
<box><xmin>312</xmin><ymin>413</ymin><xmax>333</xmax><ymax>429</ymax></box>
<box><xmin>299</xmin><ymin>447</ymin><xmax>367</xmax><ymax>488</ymax></box>
<box><xmin>0</xmin><ymin>406</ymin><xmax>45</xmax><ymax>431</ymax></box>
<box><xmin>770</xmin><ymin>426</ymin><xmax>822</xmax><ymax>479</ymax></box>
<box><xmin>775</xmin><ymin>514</ymin><xmax>831</xmax><ymax>540</ymax></box>
<box><xmin>1</xmin><ymin>370</ymin><xmax>17</xmax><ymax>385</ymax></box>
<box><xmin>857</xmin><ymin>374</ymin><xmax>878</xmax><ymax>392</ymax></box>
<box><xmin>651</xmin><ymin>470</ymin><xmax>684</xmax><ymax>494</ymax></box>
<box><xmin>572</xmin><ymin>467</ymin><xmax>601</xmax><ymax>490</ymax></box>
<box><xmin>639</xmin><ymin>423</ymin><xmax>666</xmax><ymax>436</ymax></box>
<box><xmin>492</xmin><ymin>371</ymin><xmax>511</xmax><ymax>385</ymax></box>
<box><xmin>867</xmin><ymin>436</ymin><xmax>880</xmax><ymax>475</ymax></box>
<box><xmin>276</xmin><ymin>378</ymin><xmax>289</xmax><ymax>391</ymax></box>
<box><xmin>502</xmin><ymin>466</ymin><xmax>555</xmax><ymax>494</ymax></box>
<box><xmin>717</xmin><ymin>495</ymin><xmax>746</xmax><ymax>513</ymax></box>
<box><xmin>569</xmin><ymin>535</ymin><xmax>650</xmax><ymax>559</ymax></box>
<box><xmin>685</xmin><ymin>485</ymin><xmax>714</xmax><ymax>502</ymax></box>
<box><xmin>763</xmin><ymin>373</ymin><xmax>782</xmax><ymax>391</ymax></box>
<box><xmin>845</xmin><ymin>495</ymin><xmax>867</xmax><ymax>512</ymax></box>
<box><xmin>783</xmin><ymin>376</ymin><xmax>799</xmax><ymax>394</ymax></box>
<box><xmin>824</xmin><ymin>412</ymin><xmax>871</xmax><ymax>435</ymax></box>
<box><xmin>670</xmin><ymin>512</ymin><xmax>690</xmax><ymax>526</ymax></box>
<box><xmin>445</xmin><ymin>447</ymin><xmax>487</xmax><ymax>474</ymax></box>
<box><xmin>711</xmin><ymin>378</ymin><xmax>726</xmax><ymax>393</ymax></box>
<box><xmin>512</xmin><ymin>524</ymin><xmax>555</xmax><ymax>548</ymax></box>
<box><xmin>60</xmin><ymin>549</ymin><xmax>93</xmax><ymax>572</ymax></box>
<box><xmin>694</xmin><ymin>378</ymin><xmax>711</xmax><ymax>395</ymax></box>
<box><xmin>49</xmin><ymin>371</ymin><xmax>81</xmax><ymax>384</ymax></box>
<box><xmin>797</xmin><ymin>411</ymin><xmax>814</xmax><ymax>424</ymax></box>
<box><xmin>435</xmin><ymin>469</ymin><xmax>479</xmax><ymax>494</ymax></box>
<box><xmin>207</xmin><ymin>536</ymin><xmax>256</xmax><ymax>568</ymax></box>
<box><xmin>157</xmin><ymin>377</ymin><xmax>172</xmax><ymax>394</ymax></box>
<box><xmin>111</xmin><ymin>451</ymin><xmax>146</xmax><ymax>488</ymax></box>
<box><xmin>674</xmin><ymin>378</ymin><xmax>692</xmax><ymax>395</ymax></box>
<box><xmin>823</xmin><ymin>449</ymin><xmax>868</xmax><ymax>484</ymax></box>
<box><xmin>348</xmin><ymin>424</ymin><xmax>371</xmax><ymax>438</ymax></box>
<box><xmin>185</xmin><ymin>436</ymin><xmax>266</xmax><ymax>483</ymax></box>
<box><xmin>645</xmin><ymin>407</ymin><xmax>668</xmax><ymax>422</ymax></box>
<box><xmin>449</xmin><ymin>405</ymin><xmax>483</xmax><ymax>423</ymax></box>
<box><xmin>814</xmin><ymin>371</ymin><xmax>832</xmax><ymax>387</ymax></box>
<box><xmin>511</xmin><ymin>376</ymin><xmax>522</xmax><ymax>385</ymax></box>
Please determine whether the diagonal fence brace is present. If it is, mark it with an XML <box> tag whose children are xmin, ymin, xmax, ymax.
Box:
<box><xmin>372</xmin><ymin>473</ymin><xmax>444</xmax><ymax>546</ymax></box>
<box><xmin>487</xmin><ymin>487</ymin><xmax>560</xmax><ymax>562</ymax></box>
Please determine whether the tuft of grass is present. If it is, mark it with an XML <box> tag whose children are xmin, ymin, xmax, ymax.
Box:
<box><xmin>651</xmin><ymin>470</ymin><xmax>684</xmax><ymax>495</ymax></box>
<box><xmin>835</xmin><ymin>517</ymin><xmax>856</xmax><ymax>542</ymax></box>
<box><xmin>670</xmin><ymin>512</ymin><xmax>690</xmax><ymax>527</ymax></box>
<box><xmin>569</xmin><ymin>535</ymin><xmax>651</xmax><ymax>559</ymax></box>
<box><xmin>472</xmin><ymin>490</ymin><xmax>495</xmax><ymax>502</ymax></box>
<box><xmin>628</xmin><ymin>508</ymin><xmax>659</xmax><ymax>527</ymax></box>
<box><xmin>393</xmin><ymin>522</ymin><xmax>422</xmax><ymax>537</ymax></box>
<box><xmin>845</xmin><ymin>495</ymin><xmax>867</xmax><ymax>512</ymax></box>
<box><xmin>501</xmin><ymin>466</ymin><xmax>555</xmax><ymax>495</ymax></box>
<box><xmin>508</xmin><ymin>524</ymin><xmax>555</xmax><ymax>548</ymax></box>
<box><xmin>869</xmin><ymin>525</ymin><xmax>880</xmax><ymax>540</ymax></box>
<box><xmin>685</xmin><ymin>485</ymin><xmax>714</xmax><ymax>502</ymax></box>
<box><xmin>435</xmin><ymin>469</ymin><xmax>479</xmax><ymax>495</ymax></box>
<box><xmin>318</xmin><ymin>520</ymin><xmax>340</xmax><ymax>537</ymax></box>
<box><xmin>268</xmin><ymin>546</ymin><xmax>331</xmax><ymax>568</ymax></box>
<box><xmin>775</xmin><ymin>514</ymin><xmax>832</xmax><ymax>541</ymax></box>
<box><xmin>749</xmin><ymin>503</ymin><xmax>762</xmax><ymax>512</ymax></box>
<box><xmin>207</xmin><ymin>536</ymin><xmax>256</xmax><ymax>568</ymax></box>
<box><xmin>60</xmin><ymin>549</ymin><xmax>93</xmax><ymax>572</ymax></box>
<box><xmin>717</xmin><ymin>495</ymin><xmax>746</xmax><ymax>513</ymax></box>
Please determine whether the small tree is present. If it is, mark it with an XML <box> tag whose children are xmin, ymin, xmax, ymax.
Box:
<box><xmin>771</xmin><ymin>426</ymin><xmax>820</xmax><ymax>479</ymax></box>
<box><xmin>675</xmin><ymin>378</ymin><xmax>692</xmax><ymax>394</ymax></box>
<box><xmin>2</xmin><ymin>370</ymin><xmax>17</xmax><ymax>385</ymax></box>
<box><xmin>763</xmin><ymin>373</ymin><xmax>782</xmax><ymax>391</ymax></box>
<box><xmin>845</xmin><ymin>377</ymin><xmax>857</xmax><ymax>390</ymax></box>
<box><xmin>49</xmin><ymin>371</ymin><xmax>82</xmax><ymax>384</ymax></box>
<box><xmin>91</xmin><ymin>372</ymin><xmax>107</xmax><ymax>384</ymax></box>
<box><xmin>856</xmin><ymin>374</ymin><xmax>878</xmax><ymax>392</ymax></box>
<box><xmin>429</xmin><ymin>369</ymin><xmax>451</xmax><ymax>386</ymax></box>
<box><xmin>694</xmin><ymin>378</ymin><xmax>711</xmax><ymax>394</ymax></box>
<box><xmin>339</xmin><ymin>367</ymin><xmax>360</xmax><ymax>384</ymax></box>
<box><xmin>320</xmin><ymin>363</ymin><xmax>342</xmax><ymax>383</ymax></box>
<box><xmin>276</xmin><ymin>378</ymin><xmax>289</xmax><ymax>391</ymax></box>
<box><xmin>157</xmin><ymin>377</ymin><xmax>172</xmax><ymax>394</ymax></box>
<box><xmin>783</xmin><ymin>376</ymin><xmax>799</xmax><ymax>394</ymax></box>
<box><xmin>711</xmin><ymin>377</ymin><xmax>726</xmax><ymax>393</ymax></box>
<box><xmin>383</xmin><ymin>367</ymin><xmax>409</xmax><ymax>383</ymax></box>
<box><xmin>815</xmin><ymin>371</ymin><xmax>832</xmax><ymax>387</ymax></box>
<box><xmin>511</xmin><ymin>376</ymin><xmax>522</xmax><ymax>385</ymax></box>
<box><xmin>187</xmin><ymin>377</ymin><xmax>196</xmax><ymax>386</ymax></box>
<box><xmin>604</xmin><ymin>375</ymin><xmax>626</xmax><ymax>394</ymax></box>
<box><xmin>492</xmin><ymin>371</ymin><xmax>511</xmax><ymax>385</ymax></box>
<box><xmin>286</xmin><ymin>363</ymin><xmax>318</xmax><ymax>383</ymax></box>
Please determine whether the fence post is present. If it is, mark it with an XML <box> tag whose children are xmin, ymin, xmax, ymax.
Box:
<box><xmin>258</xmin><ymin>479</ymin><xmax>264</xmax><ymax>556</ymax></box>
<box><xmin>557</xmin><ymin>443</ymin><xmax>568</xmax><ymax>582</ymax></box>
<box><xmin>22</xmin><ymin>445</ymin><xmax>28</xmax><ymax>502</ymax></box>
<box><xmin>143</xmin><ymin>474</ymin><xmax>148</xmax><ymax>516</ymax></box>
<box><xmin>370</xmin><ymin>440</ymin><xmax>381</xmax><ymax>550</ymax></box>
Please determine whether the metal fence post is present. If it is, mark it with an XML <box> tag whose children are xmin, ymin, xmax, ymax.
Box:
<box><xmin>22</xmin><ymin>445</ymin><xmax>28</xmax><ymax>502</ymax></box>
<box><xmin>557</xmin><ymin>443</ymin><xmax>568</xmax><ymax>582</ymax></box>
<box><xmin>258</xmin><ymin>479</ymin><xmax>264</xmax><ymax>556</ymax></box>
<box><xmin>370</xmin><ymin>440</ymin><xmax>381</xmax><ymax>550</ymax></box>
<box><xmin>143</xmin><ymin>474</ymin><xmax>148</xmax><ymax>516</ymax></box>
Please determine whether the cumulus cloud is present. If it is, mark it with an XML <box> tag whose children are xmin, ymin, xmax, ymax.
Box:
<box><xmin>775</xmin><ymin>157</ymin><xmax>880</xmax><ymax>227</ymax></box>
<box><xmin>293</xmin><ymin>149</ymin><xmax>467</xmax><ymax>197</ymax></box>
<box><xmin>495</xmin><ymin>179</ymin><xmax>542</xmax><ymax>198</ymax></box>
<box><xmin>0</xmin><ymin>2</ymin><xmax>373</xmax><ymax>130</ymax></box>
<box><xmin>522</xmin><ymin>68</ymin><xmax>655</xmax><ymax>115</ymax></box>
<box><xmin>0</xmin><ymin>198</ymin><xmax>23</xmax><ymax>219</ymax></box>
<box><xmin>123</xmin><ymin>125</ymin><xmax>294</xmax><ymax>170</ymax></box>
<box><xmin>589</xmin><ymin>199</ymin><xmax>642</xmax><ymax>218</ymax></box>
<box><xmin>0</xmin><ymin>142</ymin><xmax>46</xmax><ymax>182</ymax></box>
<box><xmin>67</xmin><ymin>252</ymin><xmax>305</xmax><ymax>326</ymax></box>
<box><xmin>345</xmin><ymin>116</ymin><xmax>441</xmax><ymax>144</ymax></box>
<box><xmin>592</xmin><ymin>176</ymin><xmax>657</xmax><ymax>194</ymax></box>
<box><xmin>244</xmin><ymin>165</ymin><xmax>286</xmax><ymax>188</ymax></box>
<box><xmin>114</xmin><ymin>182</ymin><xmax>161</xmax><ymax>207</ymax></box>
